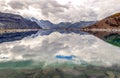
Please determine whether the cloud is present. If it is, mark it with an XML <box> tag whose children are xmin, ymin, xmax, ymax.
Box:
<box><xmin>8</xmin><ymin>1</ymin><xmax>28</xmax><ymax>10</ymax></box>
<box><xmin>0</xmin><ymin>0</ymin><xmax>120</xmax><ymax>23</ymax></box>
<box><xmin>0</xmin><ymin>0</ymin><xmax>7</xmax><ymax>11</ymax></box>
<box><xmin>31</xmin><ymin>0</ymin><xmax>69</xmax><ymax>17</ymax></box>
<box><xmin>11</xmin><ymin>45</ymin><xmax>29</xmax><ymax>54</ymax></box>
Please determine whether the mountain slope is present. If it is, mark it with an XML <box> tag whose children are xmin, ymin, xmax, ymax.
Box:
<box><xmin>0</xmin><ymin>12</ymin><xmax>42</xmax><ymax>29</ymax></box>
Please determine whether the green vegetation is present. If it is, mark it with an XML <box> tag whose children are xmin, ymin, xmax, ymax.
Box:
<box><xmin>0</xmin><ymin>66</ymin><xmax>120</xmax><ymax>78</ymax></box>
<box><xmin>0</xmin><ymin>60</ymin><xmax>120</xmax><ymax>78</ymax></box>
<box><xmin>105</xmin><ymin>34</ymin><xmax>120</xmax><ymax>47</ymax></box>
<box><xmin>0</xmin><ymin>60</ymin><xmax>33</xmax><ymax>69</ymax></box>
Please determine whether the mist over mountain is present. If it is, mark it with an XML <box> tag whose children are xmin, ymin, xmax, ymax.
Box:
<box><xmin>26</xmin><ymin>17</ymin><xmax>96</xmax><ymax>29</ymax></box>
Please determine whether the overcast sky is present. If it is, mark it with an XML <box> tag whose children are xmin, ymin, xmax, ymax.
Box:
<box><xmin>0</xmin><ymin>0</ymin><xmax>120</xmax><ymax>23</ymax></box>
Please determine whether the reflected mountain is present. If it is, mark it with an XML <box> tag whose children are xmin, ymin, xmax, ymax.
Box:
<box><xmin>0</xmin><ymin>31</ymin><xmax>38</xmax><ymax>43</ymax></box>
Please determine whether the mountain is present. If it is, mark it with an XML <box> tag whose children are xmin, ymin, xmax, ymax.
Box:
<box><xmin>67</xmin><ymin>21</ymin><xmax>95</xmax><ymax>29</ymax></box>
<box><xmin>27</xmin><ymin>17</ymin><xmax>96</xmax><ymax>29</ymax></box>
<box><xmin>0</xmin><ymin>12</ymin><xmax>42</xmax><ymax>29</ymax></box>
<box><xmin>82</xmin><ymin>12</ymin><xmax>120</xmax><ymax>47</ymax></box>
<box><xmin>26</xmin><ymin>17</ymin><xmax>56</xmax><ymax>29</ymax></box>
<box><xmin>82</xmin><ymin>13</ymin><xmax>120</xmax><ymax>30</ymax></box>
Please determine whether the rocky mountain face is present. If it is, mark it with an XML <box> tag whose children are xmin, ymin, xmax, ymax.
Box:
<box><xmin>82</xmin><ymin>13</ymin><xmax>120</xmax><ymax>47</ymax></box>
<box><xmin>0</xmin><ymin>12</ymin><xmax>42</xmax><ymax>29</ymax></box>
